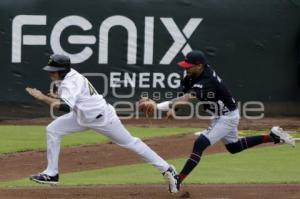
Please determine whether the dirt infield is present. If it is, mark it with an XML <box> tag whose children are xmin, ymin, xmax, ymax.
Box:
<box><xmin>1</xmin><ymin>184</ymin><xmax>300</xmax><ymax>199</ymax></box>
<box><xmin>0</xmin><ymin>134</ymin><xmax>229</xmax><ymax>181</ymax></box>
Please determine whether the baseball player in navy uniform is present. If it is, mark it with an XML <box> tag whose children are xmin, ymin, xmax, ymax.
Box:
<box><xmin>139</xmin><ymin>50</ymin><xmax>295</xmax><ymax>191</ymax></box>
<box><xmin>25</xmin><ymin>54</ymin><xmax>178</xmax><ymax>193</ymax></box>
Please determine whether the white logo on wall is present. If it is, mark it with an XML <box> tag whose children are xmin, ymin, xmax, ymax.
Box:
<box><xmin>11</xmin><ymin>15</ymin><xmax>202</xmax><ymax>64</ymax></box>
<box><xmin>11</xmin><ymin>15</ymin><xmax>202</xmax><ymax>90</ymax></box>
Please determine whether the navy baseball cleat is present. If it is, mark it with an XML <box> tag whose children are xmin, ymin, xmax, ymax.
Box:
<box><xmin>163</xmin><ymin>165</ymin><xmax>180</xmax><ymax>193</ymax></box>
<box><xmin>270</xmin><ymin>126</ymin><xmax>295</xmax><ymax>147</ymax></box>
<box><xmin>30</xmin><ymin>173</ymin><xmax>59</xmax><ymax>185</ymax></box>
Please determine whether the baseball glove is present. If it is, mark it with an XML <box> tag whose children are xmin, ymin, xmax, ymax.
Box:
<box><xmin>138</xmin><ymin>97</ymin><xmax>157</xmax><ymax>117</ymax></box>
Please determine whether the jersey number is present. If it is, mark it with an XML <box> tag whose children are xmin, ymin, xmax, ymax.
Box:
<box><xmin>88</xmin><ymin>81</ymin><xmax>98</xmax><ymax>96</ymax></box>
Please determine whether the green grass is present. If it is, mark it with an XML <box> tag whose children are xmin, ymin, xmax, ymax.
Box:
<box><xmin>0</xmin><ymin>125</ymin><xmax>199</xmax><ymax>154</ymax></box>
<box><xmin>1</xmin><ymin>144</ymin><xmax>299</xmax><ymax>187</ymax></box>
<box><xmin>0</xmin><ymin>125</ymin><xmax>299</xmax><ymax>154</ymax></box>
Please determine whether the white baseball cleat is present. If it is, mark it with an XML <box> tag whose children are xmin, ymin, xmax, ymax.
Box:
<box><xmin>194</xmin><ymin>132</ymin><xmax>201</xmax><ymax>136</ymax></box>
<box><xmin>194</xmin><ymin>129</ymin><xmax>208</xmax><ymax>136</ymax></box>
<box><xmin>163</xmin><ymin>165</ymin><xmax>180</xmax><ymax>193</ymax></box>
<box><xmin>270</xmin><ymin>126</ymin><xmax>295</xmax><ymax>147</ymax></box>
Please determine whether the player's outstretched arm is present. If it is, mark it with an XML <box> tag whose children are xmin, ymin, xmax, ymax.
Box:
<box><xmin>159</xmin><ymin>93</ymin><xmax>196</xmax><ymax>111</ymax></box>
<box><xmin>25</xmin><ymin>87</ymin><xmax>60</xmax><ymax>109</ymax></box>
<box><xmin>165</xmin><ymin>93</ymin><xmax>196</xmax><ymax>119</ymax></box>
<box><xmin>138</xmin><ymin>93</ymin><xmax>196</xmax><ymax>119</ymax></box>
<box><xmin>171</xmin><ymin>92</ymin><xmax>196</xmax><ymax>104</ymax></box>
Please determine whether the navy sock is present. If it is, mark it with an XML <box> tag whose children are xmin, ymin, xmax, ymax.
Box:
<box><xmin>226</xmin><ymin>135</ymin><xmax>274</xmax><ymax>154</ymax></box>
<box><xmin>179</xmin><ymin>135</ymin><xmax>210</xmax><ymax>182</ymax></box>
<box><xmin>242</xmin><ymin>135</ymin><xmax>273</xmax><ymax>148</ymax></box>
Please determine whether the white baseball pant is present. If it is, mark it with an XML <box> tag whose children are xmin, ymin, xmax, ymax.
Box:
<box><xmin>43</xmin><ymin>105</ymin><xmax>170</xmax><ymax>176</ymax></box>
<box><xmin>195</xmin><ymin>109</ymin><xmax>240</xmax><ymax>145</ymax></box>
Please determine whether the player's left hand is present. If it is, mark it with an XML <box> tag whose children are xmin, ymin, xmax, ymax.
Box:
<box><xmin>138</xmin><ymin>97</ymin><xmax>157</xmax><ymax>117</ymax></box>
<box><xmin>25</xmin><ymin>87</ymin><xmax>46</xmax><ymax>101</ymax></box>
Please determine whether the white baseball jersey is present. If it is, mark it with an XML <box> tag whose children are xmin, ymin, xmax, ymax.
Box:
<box><xmin>58</xmin><ymin>68</ymin><xmax>108</xmax><ymax>124</ymax></box>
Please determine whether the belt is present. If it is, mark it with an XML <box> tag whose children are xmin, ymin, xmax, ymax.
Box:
<box><xmin>222</xmin><ymin>108</ymin><xmax>237</xmax><ymax>116</ymax></box>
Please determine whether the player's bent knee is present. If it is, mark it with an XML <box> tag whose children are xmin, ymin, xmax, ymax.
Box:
<box><xmin>193</xmin><ymin>135</ymin><xmax>211</xmax><ymax>155</ymax></box>
<box><xmin>46</xmin><ymin>125</ymin><xmax>55</xmax><ymax>134</ymax></box>
<box><xmin>225</xmin><ymin>141</ymin><xmax>243</xmax><ymax>154</ymax></box>
<box><xmin>46</xmin><ymin>123</ymin><xmax>62</xmax><ymax>138</ymax></box>
<box><xmin>46</xmin><ymin>120</ymin><xmax>59</xmax><ymax>132</ymax></box>
<box><xmin>46</xmin><ymin>126</ymin><xmax>59</xmax><ymax>135</ymax></box>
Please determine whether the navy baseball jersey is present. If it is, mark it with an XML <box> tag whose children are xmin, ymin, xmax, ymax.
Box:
<box><xmin>181</xmin><ymin>65</ymin><xmax>237</xmax><ymax>114</ymax></box>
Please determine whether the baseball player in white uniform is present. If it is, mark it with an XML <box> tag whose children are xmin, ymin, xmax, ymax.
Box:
<box><xmin>26</xmin><ymin>54</ymin><xmax>179</xmax><ymax>193</ymax></box>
